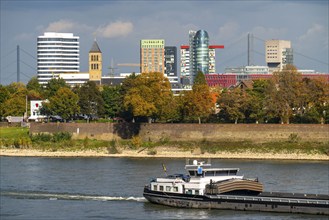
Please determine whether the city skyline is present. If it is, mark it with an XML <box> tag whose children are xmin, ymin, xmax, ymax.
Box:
<box><xmin>1</xmin><ymin>0</ymin><xmax>328</xmax><ymax>85</ymax></box>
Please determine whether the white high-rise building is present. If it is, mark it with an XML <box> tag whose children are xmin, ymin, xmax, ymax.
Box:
<box><xmin>265</xmin><ymin>40</ymin><xmax>293</xmax><ymax>72</ymax></box>
<box><xmin>37</xmin><ymin>32</ymin><xmax>79</xmax><ymax>84</ymax></box>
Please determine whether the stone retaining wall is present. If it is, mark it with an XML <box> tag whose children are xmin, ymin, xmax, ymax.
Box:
<box><xmin>29</xmin><ymin>123</ymin><xmax>329</xmax><ymax>143</ymax></box>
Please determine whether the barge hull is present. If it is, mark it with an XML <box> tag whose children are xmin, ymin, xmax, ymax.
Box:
<box><xmin>143</xmin><ymin>189</ymin><xmax>329</xmax><ymax>215</ymax></box>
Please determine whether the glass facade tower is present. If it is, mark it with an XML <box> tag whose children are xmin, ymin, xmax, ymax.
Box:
<box><xmin>193</xmin><ymin>30</ymin><xmax>209</xmax><ymax>76</ymax></box>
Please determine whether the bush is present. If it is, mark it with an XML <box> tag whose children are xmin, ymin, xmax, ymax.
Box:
<box><xmin>52</xmin><ymin>132</ymin><xmax>72</xmax><ymax>142</ymax></box>
<box><xmin>31</xmin><ymin>132</ymin><xmax>72</xmax><ymax>143</ymax></box>
<box><xmin>31</xmin><ymin>133</ymin><xmax>52</xmax><ymax>142</ymax></box>
<box><xmin>131</xmin><ymin>136</ymin><xmax>142</xmax><ymax>149</ymax></box>
<box><xmin>13</xmin><ymin>140</ymin><xmax>20</xmax><ymax>148</ymax></box>
<box><xmin>107</xmin><ymin>139</ymin><xmax>120</xmax><ymax>154</ymax></box>
<box><xmin>83</xmin><ymin>137</ymin><xmax>89</xmax><ymax>148</ymax></box>
<box><xmin>288</xmin><ymin>133</ymin><xmax>301</xmax><ymax>143</ymax></box>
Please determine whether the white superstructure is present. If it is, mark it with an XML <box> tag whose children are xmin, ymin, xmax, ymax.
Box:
<box><xmin>37</xmin><ymin>32</ymin><xmax>80</xmax><ymax>85</ymax></box>
<box><xmin>148</xmin><ymin>160</ymin><xmax>243</xmax><ymax>196</ymax></box>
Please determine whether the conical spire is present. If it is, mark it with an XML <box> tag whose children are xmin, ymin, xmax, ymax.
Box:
<box><xmin>89</xmin><ymin>40</ymin><xmax>101</xmax><ymax>53</ymax></box>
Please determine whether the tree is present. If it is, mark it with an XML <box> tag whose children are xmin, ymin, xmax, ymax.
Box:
<box><xmin>44</xmin><ymin>78</ymin><xmax>69</xmax><ymax>98</ymax></box>
<box><xmin>2</xmin><ymin>85</ymin><xmax>27</xmax><ymax>117</ymax></box>
<box><xmin>217</xmin><ymin>88</ymin><xmax>248</xmax><ymax>124</ymax></box>
<box><xmin>123</xmin><ymin>72</ymin><xmax>172</xmax><ymax>122</ymax></box>
<box><xmin>299</xmin><ymin>77</ymin><xmax>329</xmax><ymax>124</ymax></box>
<box><xmin>26</xmin><ymin>76</ymin><xmax>44</xmax><ymax>100</ymax></box>
<box><xmin>102</xmin><ymin>85</ymin><xmax>123</xmax><ymax>118</ymax></box>
<box><xmin>265</xmin><ymin>65</ymin><xmax>302</xmax><ymax>124</ymax></box>
<box><xmin>246</xmin><ymin>79</ymin><xmax>269</xmax><ymax>123</ymax></box>
<box><xmin>43</xmin><ymin>87</ymin><xmax>80</xmax><ymax>121</ymax></box>
<box><xmin>78</xmin><ymin>81</ymin><xmax>105</xmax><ymax>119</ymax></box>
<box><xmin>26</xmin><ymin>77</ymin><xmax>42</xmax><ymax>93</ymax></box>
<box><xmin>0</xmin><ymin>85</ymin><xmax>10</xmax><ymax>119</ymax></box>
<box><xmin>180</xmin><ymin>71</ymin><xmax>214</xmax><ymax>123</ymax></box>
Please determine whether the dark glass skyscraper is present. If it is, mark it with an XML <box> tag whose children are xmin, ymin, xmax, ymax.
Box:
<box><xmin>164</xmin><ymin>46</ymin><xmax>177</xmax><ymax>77</ymax></box>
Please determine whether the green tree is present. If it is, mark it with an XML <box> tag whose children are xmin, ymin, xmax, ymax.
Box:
<box><xmin>0</xmin><ymin>85</ymin><xmax>10</xmax><ymax>119</ymax></box>
<box><xmin>102</xmin><ymin>85</ymin><xmax>123</xmax><ymax>118</ymax></box>
<box><xmin>26</xmin><ymin>76</ymin><xmax>43</xmax><ymax>100</ymax></box>
<box><xmin>265</xmin><ymin>65</ymin><xmax>302</xmax><ymax>124</ymax></box>
<box><xmin>26</xmin><ymin>77</ymin><xmax>42</xmax><ymax>93</ymax></box>
<box><xmin>123</xmin><ymin>72</ymin><xmax>172</xmax><ymax>122</ymax></box>
<box><xmin>2</xmin><ymin>85</ymin><xmax>27</xmax><ymax>117</ymax></box>
<box><xmin>217</xmin><ymin>88</ymin><xmax>247</xmax><ymax>124</ymax></box>
<box><xmin>44</xmin><ymin>78</ymin><xmax>69</xmax><ymax>98</ymax></box>
<box><xmin>78</xmin><ymin>81</ymin><xmax>105</xmax><ymax>119</ymax></box>
<box><xmin>43</xmin><ymin>87</ymin><xmax>80</xmax><ymax>121</ymax></box>
<box><xmin>6</xmin><ymin>82</ymin><xmax>26</xmax><ymax>94</ymax></box>
<box><xmin>246</xmin><ymin>79</ymin><xmax>269</xmax><ymax>123</ymax></box>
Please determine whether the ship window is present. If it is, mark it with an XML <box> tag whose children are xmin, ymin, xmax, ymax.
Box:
<box><xmin>166</xmin><ymin>186</ymin><xmax>171</xmax><ymax>191</ymax></box>
<box><xmin>205</xmin><ymin>171</ymin><xmax>215</xmax><ymax>176</ymax></box>
<box><xmin>217</xmin><ymin>171</ymin><xmax>229</xmax><ymax>176</ymax></box>
<box><xmin>195</xmin><ymin>190</ymin><xmax>200</xmax><ymax>195</ymax></box>
<box><xmin>189</xmin><ymin>171</ymin><xmax>196</xmax><ymax>176</ymax></box>
<box><xmin>229</xmin><ymin>170</ymin><xmax>237</xmax><ymax>175</ymax></box>
<box><xmin>153</xmin><ymin>185</ymin><xmax>158</xmax><ymax>191</ymax></box>
<box><xmin>173</xmin><ymin>187</ymin><xmax>178</xmax><ymax>192</ymax></box>
<box><xmin>186</xmin><ymin>190</ymin><xmax>193</xmax><ymax>195</ymax></box>
<box><xmin>160</xmin><ymin>186</ymin><xmax>164</xmax><ymax>191</ymax></box>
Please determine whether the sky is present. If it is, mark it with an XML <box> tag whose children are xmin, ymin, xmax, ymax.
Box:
<box><xmin>1</xmin><ymin>0</ymin><xmax>328</xmax><ymax>85</ymax></box>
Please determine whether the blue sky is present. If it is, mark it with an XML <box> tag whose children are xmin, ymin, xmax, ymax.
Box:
<box><xmin>1</xmin><ymin>0</ymin><xmax>328</xmax><ymax>85</ymax></box>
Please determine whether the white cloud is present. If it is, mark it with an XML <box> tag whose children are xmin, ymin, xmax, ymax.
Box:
<box><xmin>45</xmin><ymin>19</ymin><xmax>76</xmax><ymax>32</ymax></box>
<box><xmin>298</xmin><ymin>24</ymin><xmax>328</xmax><ymax>49</ymax></box>
<box><xmin>44</xmin><ymin>19</ymin><xmax>92</xmax><ymax>33</ymax></box>
<box><xmin>217</xmin><ymin>21</ymin><xmax>239</xmax><ymax>41</ymax></box>
<box><xmin>94</xmin><ymin>21</ymin><xmax>133</xmax><ymax>38</ymax></box>
<box><xmin>251</xmin><ymin>26</ymin><xmax>287</xmax><ymax>40</ymax></box>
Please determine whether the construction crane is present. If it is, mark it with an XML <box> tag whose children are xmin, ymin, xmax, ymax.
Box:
<box><xmin>117</xmin><ymin>63</ymin><xmax>141</xmax><ymax>67</ymax></box>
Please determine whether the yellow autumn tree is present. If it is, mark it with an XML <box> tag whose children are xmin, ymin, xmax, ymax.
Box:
<box><xmin>123</xmin><ymin>72</ymin><xmax>172</xmax><ymax>123</ymax></box>
<box><xmin>181</xmin><ymin>71</ymin><xmax>214</xmax><ymax>124</ymax></box>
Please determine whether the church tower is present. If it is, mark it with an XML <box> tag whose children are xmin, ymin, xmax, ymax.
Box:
<box><xmin>89</xmin><ymin>40</ymin><xmax>102</xmax><ymax>81</ymax></box>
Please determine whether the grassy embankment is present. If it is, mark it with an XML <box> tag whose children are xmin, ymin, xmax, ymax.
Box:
<box><xmin>1</xmin><ymin>127</ymin><xmax>328</xmax><ymax>157</ymax></box>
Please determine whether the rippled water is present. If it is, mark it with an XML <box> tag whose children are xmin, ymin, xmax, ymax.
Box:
<box><xmin>1</xmin><ymin>157</ymin><xmax>328</xmax><ymax>219</ymax></box>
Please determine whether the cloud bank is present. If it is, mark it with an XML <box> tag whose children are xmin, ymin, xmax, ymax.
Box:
<box><xmin>94</xmin><ymin>21</ymin><xmax>133</xmax><ymax>38</ymax></box>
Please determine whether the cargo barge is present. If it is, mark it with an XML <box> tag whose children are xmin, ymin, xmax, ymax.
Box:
<box><xmin>143</xmin><ymin>160</ymin><xmax>329</xmax><ymax>215</ymax></box>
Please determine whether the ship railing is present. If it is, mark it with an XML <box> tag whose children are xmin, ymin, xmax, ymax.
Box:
<box><xmin>207</xmin><ymin>195</ymin><xmax>329</xmax><ymax>205</ymax></box>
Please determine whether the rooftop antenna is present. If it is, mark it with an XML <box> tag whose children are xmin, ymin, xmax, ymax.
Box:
<box><xmin>108</xmin><ymin>58</ymin><xmax>118</xmax><ymax>77</ymax></box>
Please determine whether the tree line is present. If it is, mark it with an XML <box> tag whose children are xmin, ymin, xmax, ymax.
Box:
<box><xmin>0</xmin><ymin>65</ymin><xmax>328</xmax><ymax>124</ymax></box>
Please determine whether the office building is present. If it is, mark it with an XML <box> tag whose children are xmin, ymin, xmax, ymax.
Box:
<box><xmin>180</xmin><ymin>30</ymin><xmax>224</xmax><ymax>84</ymax></box>
<box><xmin>140</xmin><ymin>39</ymin><xmax>165</xmax><ymax>74</ymax></box>
<box><xmin>180</xmin><ymin>45</ymin><xmax>190</xmax><ymax>78</ymax></box>
<box><xmin>37</xmin><ymin>32</ymin><xmax>79</xmax><ymax>84</ymax></box>
<box><xmin>265</xmin><ymin>40</ymin><xmax>293</xmax><ymax>72</ymax></box>
<box><xmin>164</xmin><ymin>46</ymin><xmax>177</xmax><ymax>77</ymax></box>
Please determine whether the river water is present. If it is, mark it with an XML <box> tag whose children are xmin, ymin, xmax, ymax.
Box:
<box><xmin>0</xmin><ymin>157</ymin><xmax>328</xmax><ymax>219</ymax></box>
